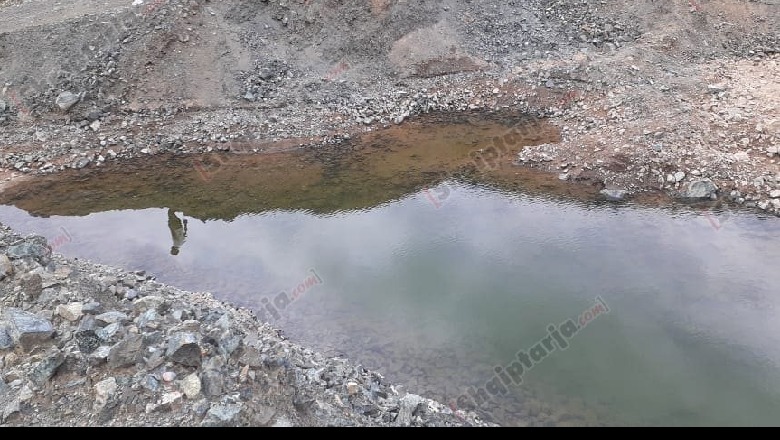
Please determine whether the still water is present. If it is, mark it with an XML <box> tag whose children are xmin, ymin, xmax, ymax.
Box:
<box><xmin>1</xmin><ymin>114</ymin><xmax>779</xmax><ymax>426</ymax></box>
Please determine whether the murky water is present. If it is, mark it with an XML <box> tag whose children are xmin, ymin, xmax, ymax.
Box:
<box><xmin>2</xmin><ymin>113</ymin><xmax>780</xmax><ymax>426</ymax></box>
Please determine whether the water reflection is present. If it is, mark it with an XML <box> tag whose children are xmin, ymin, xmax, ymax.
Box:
<box><xmin>1</xmin><ymin>181</ymin><xmax>779</xmax><ymax>426</ymax></box>
<box><xmin>167</xmin><ymin>209</ymin><xmax>189</xmax><ymax>256</ymax></box>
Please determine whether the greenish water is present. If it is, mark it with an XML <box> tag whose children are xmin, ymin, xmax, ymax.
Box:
<box><xmin>1</xmin><ymin>115</ymin><xmax>779</xmax><ymax>426</ymax></box>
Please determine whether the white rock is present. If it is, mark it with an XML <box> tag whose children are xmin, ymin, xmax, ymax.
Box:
<box><xmin>56</xmin><ymin>303</ymin><xmax>83</xmax><ymax>322</ymax></box>
<box><xmin>181</xmin><ymin>373</ymin><xmax>201</xmax><ymax>399</ymax></box>
<box><xmin>94</xmin><ymin>377</ymin><xmax>117</xmax><ymax>410</ymax></box>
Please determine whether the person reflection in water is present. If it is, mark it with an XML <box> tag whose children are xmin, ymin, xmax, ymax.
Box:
<box><xmin>167</xmin><ymin>209</ymin><xmax>188</xmax><ymax>256</ymax></box>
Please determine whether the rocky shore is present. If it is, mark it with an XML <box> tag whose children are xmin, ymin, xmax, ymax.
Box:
<box><xmin>0</xmin><ymin>224</ymin><xmax>491</xmax><ymax>426</ymax></box>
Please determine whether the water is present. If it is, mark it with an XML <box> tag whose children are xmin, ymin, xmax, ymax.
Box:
<box><xmin>1</xmin><ymin>114</ymin><xmax>779</xmax><ymax>426</ymax></box>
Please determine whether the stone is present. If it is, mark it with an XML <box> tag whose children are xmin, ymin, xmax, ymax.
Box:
<box><xmin>97</xmin><ymin>323</ymin><xmax>121</xmax><ymax>341</ymax></box>
<box><xmin>136</xmin><ymin>309</ymin><xmax>159</xmax><ymax>329</ymax></box>
<box><xmin>20</xmin><ymin>274</ymin><xmax>42</xmax><ymax>300</ymax></box>
<box><xmin>142</xmin><ymin>375</ymin><xmax>159</xmax><ymax>392</ymax></box>
<box><xmin>56</xmin><ymin>303</ymin><xmax>83</xmax><ymax>322</ymax></box>
<box><xmin>346</xmin><ymin>382</ymin><xmax>360</xmax><ymax>396</ymax></box>
<box><xmin>679</xmin><ymin>178</ymin><xmax>718</xmax><ymax>199</ymax></box>
<box><xmin>95</xmin><ymin>311</ymin><xmax>129</xmax><ymax>325</ymax></box>
<box><xmin>17</xmin><ymin>385</ymin><xmax>34</xmax><ymax>402</ymax></box>
<box><xmin>30</xmin><ymin>348</ymin><xmax>64</xmax><ymax>387</ymax></box>
<box><xmin>600</xmin><ymin>188</ymin><xmax>628</xmax><ymax>201</ymax></box>
<box><xmin>134</xmin><ymin>296</ymin><xmax>165</xmax><ymax>312</ymax></box>
<box><xmin>6</xmin><ymin>238</ymin><xmax>51</xmax><ymax>262</ymax></box>
<box><xmin>0</xmin><ymin>326</ymin><xmax>13</xmax><ymax>350</ymax></box>
<box><xmin>55</xmin><ymin>91</ymin><xmax>80</xmax><ymax>112</ymax></box>
<box><xmin>0</xmin><ymin>255</ymin><xmax>13</xmax><ymax>280</ymax></box>
<box><xmin>770</xmin><ymin>190</ymin><xmax>780</xmax><ymax>198</ymax></box>
<box><xmin>76</xmin><ymin>328</ymin><xmax>101</xmax><ymax>354</ymax></box>
<box><xmin>181</xmin><ymin>373</ymin><xmax>201</xmax><ymax>399</ymax></box>
<box><xmin>0</xmin><ymin>378</ymin><xmax>9</xmax><ymax>397</ymax></box>
<box><xmin>94</xmin><ymin>377</ymin><xmax>117</xmax><ymax>411</ymax></box>
<box><xmin>395</xmin><ymin>394</ymin><xmax>426</xmax><ymax>426</ymax></box>
<box><xmin>81</xmin><ymin>302</ymin><xmax>102</xmax><ymax>315</ymax></box>
<box><xmin>201</xmin><ymin>403</ymin><xmax>243</xmax><ymax>427</ymax></box>
<box><xmin>166</xmin><ymin>332</ymin><xmax>201</xmax><ymax>367</ymax></box>
<box><xmin>674</xmin><ymin>171</ymin><xmax>685</xmax><ymax>182</ymax></box>
<box><xmin>4</xmin><ymin>308</ymin><xmax>54</xmax><ymax>349</ymax></box>
<box><xmin>0</xmin><ymin>99</ymin><xmax>7</xmax><ymax>113</ymax></box>
<box><xmin>88</xmin><ymin>346</ymin><xmax>111</xmax><ymax>366</ymax></box>
<box><xmin>161</xmin><ymin>391</ymin><xmax>183</xmax><ymax>406</ymax></box>
<box><xmin>107</xmin><ymin>333</ymin><xmax>144</xmax><ymax>368</ymax></box>
<box><xmin>200</xmin><ymin>370</ymin><xmax>224</xmax><ymax>397</ymax></box>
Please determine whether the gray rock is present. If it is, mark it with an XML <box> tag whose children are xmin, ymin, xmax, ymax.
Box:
<box><xmin>55</xmin><ymin>91</ymin><xmax>80</xmax><ymax>112</ymax></box>
<box><xmin>770</xmin><ymin>190</ymin><xmax>780</xmax><ymax>198</ymax></box>
<box><xmin>29</xmin><ymin>348</ymin><xmax>64</xmax><ymax>387</ymax></box>
<box><xmin>193</xmin><ymin>399</ymin><xmax>210</xmax><ymax>417</ymax></box>
<box><xmin>133</xmin><ymin>295</ymin><xmax>164</xmax><ymax>310</ymax></box>
<box><xmin>4</xmin><ymin>308</ymin><xmax>54</xmax><ymax>349</ymax></box>
<box><xmin>95</xmin><ymin>311</ymin><xmax>129</xmax><ymax>325</ymax></box>
<box><xmin>56</xmin><ymin>302</ymin><xmax>83</xmax><ymax>322</ymax></box>
<box><xmin>81</xmin><ymin>302</ymin><xmax>102</xmax><ymax>315</ymax></box>
<box><xmin>97</xmin><ymin>322</ymin><xmax>121</xmax><ymax>341</ymax></box>
<box><xmin>600</xmin><ymin>188</ymin><xmax>628</xmax><ymax>201</ymax></box>
<box><xmin>2</xmin><ymin>399</ymin><xmax>20</xmax><ymax>423</ymax></box>
<box><xmin>679</xmin><ymin>178</ymin><xmax>718</xmax><ymax>199</ymax></box>
<box><xmin>0</xmin><ymin>326</ymin><xmax>14</xmax><ymax>350</ymax></box>
<box><xmin>200</xmin><ymin>370</ymin><xmax>224</xmax><ymax>397</ymax></box>
<box><xmin>6</xmin><ymin>238</ymin><xmax>51</xmax><ymax>262</ymax></box>
<box><xmin>166</xmin><ymin>332</ymin><xmax>201</xmax><ymax>367</ymax></box>
<box><xmin>107</xmin><ymin>333</ymin><xmax>144</xmax><ymax>368</ymax></box>
<box><xmin>88</xmin><ymin>346</ymin><xmax>111</xmax><ymax>366</ymax></box>
<box><xmin>0</xmin><ymin>99</ymin><xmax>7</xmax><ymax>113</ymax></box>
<box><xmin>201</xmin><ymin>403</ymin><xmax>243</xmax><ymax>427</ymax></box>
<box><xmin>0</xmin><ymin>378</ymin><xmax>8</xmax><ymax>397</ymax></box>
<box><xmin>0</xmin><ymin>255</ymin><xmax>13</xmax><ymax>280</ymax></box>
<box><xmin>136</xmin><ymin>309</ymin><xmax>158</xmax><ymax>329</ymax></box>
<box><xmin>395</xmin><ymin>394</ymin><xmax>427</xmax><ymax>426</ymax></box>
<box><xmin>20</xmin><ymin>274</ymin><xmax>42</xmax><ymax>300</ymax></box>
<box><xmin>142</xmin><ymin>375</ymin><xmax>159</xmax><ymax>392</ymax></box>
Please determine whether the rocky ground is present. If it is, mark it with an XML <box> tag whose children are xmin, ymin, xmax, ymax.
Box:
<box><xmin>0</xmin><ymin>0</ymin><xmax>778</xmax><ymax>427</ymax></box>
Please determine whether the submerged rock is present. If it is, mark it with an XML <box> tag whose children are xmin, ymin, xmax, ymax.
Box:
<box><xmin>678</xmin><ymin>178</ymin><xmax>718</xmax><ymax>199</ymax></box>
<box><xmin>599</xmin><ymin>188</ymin><xmax>628</xmax><ymax>201</ymax></box>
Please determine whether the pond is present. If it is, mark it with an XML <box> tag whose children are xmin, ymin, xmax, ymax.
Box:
<box><xmin>1</xmin><ymin>113</ymin><xmax>779</xmax><ymax>426</ymax></box>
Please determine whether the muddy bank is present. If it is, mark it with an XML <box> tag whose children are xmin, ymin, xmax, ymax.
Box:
<box><xmin>0</xmin><ymin>0</ymin><xmax>778</xmax><ymax>215</ymax></box>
